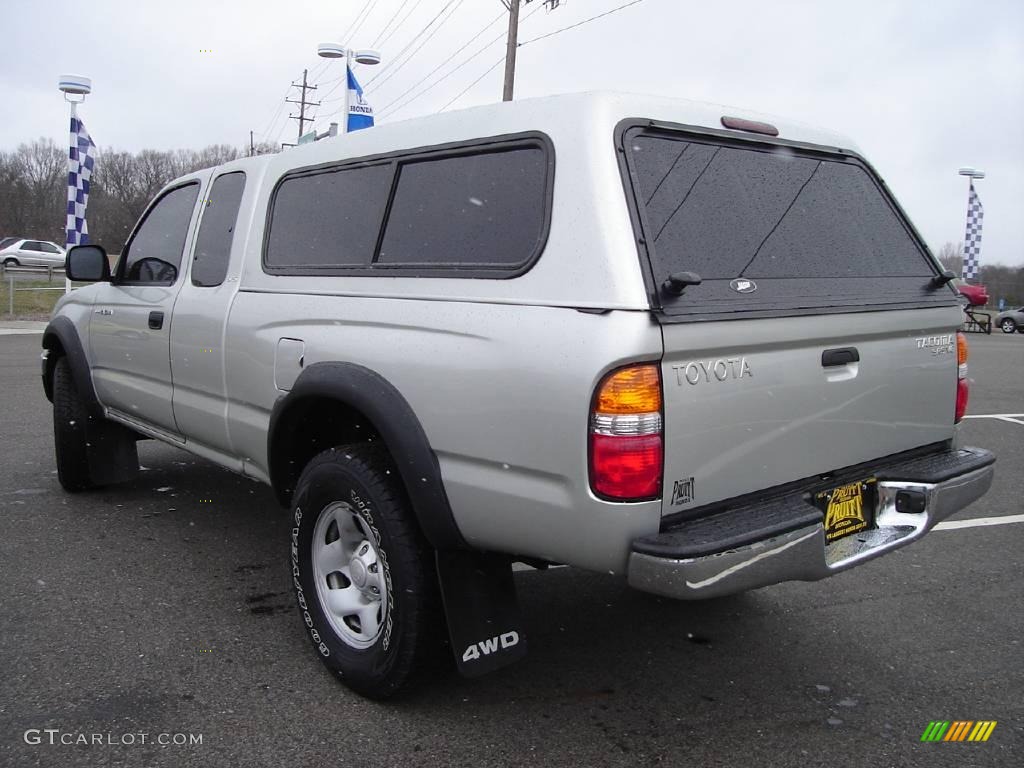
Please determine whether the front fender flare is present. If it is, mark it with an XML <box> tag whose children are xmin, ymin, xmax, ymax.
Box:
<box><xmin>42</xmin><ymin>316</ymin><xmax>103</xmax><ymax>418</ymax></box>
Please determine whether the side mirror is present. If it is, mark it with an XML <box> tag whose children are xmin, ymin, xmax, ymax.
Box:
<box><xmin>66</xmin><ymin>244</ymin><xmax>111</xmax><ymax>282</ymax></box>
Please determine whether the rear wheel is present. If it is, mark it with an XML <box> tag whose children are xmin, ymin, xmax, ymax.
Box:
<box><xmin>1000</xmin><ymin>319</ymin><xmax>1017</xmax><ymax>333</ymax></box>
<box><xmin>290</xmin><ymin>445</ymin><xmax>442</xmax><ymax>699</ymax></box>
<box><xmin>52</xmin><ymin>357</ymin><xmax>94</xmax><ymax>491</ymax></box>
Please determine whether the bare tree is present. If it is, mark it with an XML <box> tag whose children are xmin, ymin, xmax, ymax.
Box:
<box><xmin>0</xmin><ymin>136</ymin><xmax>273</xmax><ymax>246</ymax></box>
<box><xmin>13</xmin><ymin>139</ymin><xmax>66</xmax><ymax>242</ymax></box>
<box><xmin>936</xmin><ymin>242</ymin><xmax>963</xmax><ymax>275</ymax></box>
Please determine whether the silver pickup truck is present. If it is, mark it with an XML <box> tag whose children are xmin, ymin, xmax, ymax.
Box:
<box><xmin>42</xmin><ymin>92</ymin><xmax>994</xmax><ymax>699</ymax></box>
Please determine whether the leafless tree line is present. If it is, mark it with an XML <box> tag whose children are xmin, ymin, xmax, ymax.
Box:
<box><xmin>0</xmin><ymin>137</ymin><xmax>275</xmax><ymax>252</ymax></box>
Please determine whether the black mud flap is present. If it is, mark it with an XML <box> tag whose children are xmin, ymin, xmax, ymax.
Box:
<box><xmin>435</xmin><ymin>550</ymin><xmax>527</xmax><ymax>677</ymax></box>
<box><xmin>86</xmin><ymin>418</ymin><xmax>139</xmax><ymax>486</ymax></box>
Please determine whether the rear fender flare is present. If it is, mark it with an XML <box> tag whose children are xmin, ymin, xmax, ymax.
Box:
<box><xmin>268</xmin><ymin>362</ymin><xmax>467</xmax><ymax>550</ymax></box>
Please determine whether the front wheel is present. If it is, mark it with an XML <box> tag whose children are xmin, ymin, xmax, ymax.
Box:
<box><xmin>3</xmin><ymin>258</ymin><xmax>18</xmax><ymax>268</ymax></box>
<box><xmin>1001</xmin><ymin>319</ymin><xmax>1017</xmax><ymax>333</ymax></box>
<box><xmin>290</xmin><ymin>445</ymin><xmax>442</xmax><ymax>699</ymax></box>
<box><xmin>52</xmin><ymin>357</ymin><xmax>94</xmax><ymax>491</ymax></box>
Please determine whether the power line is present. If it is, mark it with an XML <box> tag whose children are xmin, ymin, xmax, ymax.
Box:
<box><xmin>437</xmin><ymin>56</ymin><xmax>506</xmax><ymax>112</ymax></box>
<box><xmin>258</xmin><ymin>83</ymin><xmax>294</xmax><ymax>142</ymax></box>
<box><xmin>376</xmin><ymin>0</ymin><xmax>428</xmax><ymax>50</ymax></box>
<box><xmin>376</xmin><ymin>7</ymin><xmax>508</xmax><ymax>114</ymax></box>
<box><xmin>308</xmin><ymin>59</ymin><xmax>332</xmax><ymax>81</ymax></box>
<box><xmin>518</xmin><ymin>0</ymin><xmax>646</xmax><ymax>47</ymax></box>
<box><xmin>365</xmin><ymin>0</ymin><xmax>459</xmax><ymax>88</ymax></box>
<box><xmin>372</xmin><ymin>0</ymin><xmax>413</xmax><ymax>47</ymax></box>
<box><xmin>343</xmin><ymin>0</ymin><xmax>375</xmax><ymax>46</ymax></box>
<box><xmin>368</xmin><ymin>0</ymin><xmax>470</xmax><ymax>94</ymax></box>
<box><xmin>379</xmin><ymin>1</ymin><xmax>545</xmax><ymax>119</ymax></box>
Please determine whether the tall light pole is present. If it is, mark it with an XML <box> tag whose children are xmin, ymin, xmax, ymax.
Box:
<box><xmin>57</xmin><ymin>74</ymin><xmax>92</xmax><ymax>294</ymax></box>
<box><xmin>317</xmin><ymin>43</ymin><xmax>382</xmax><ymax>134</ymax></box>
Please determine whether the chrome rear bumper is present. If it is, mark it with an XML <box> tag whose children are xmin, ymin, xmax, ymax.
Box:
<box><xmin>627</xmin><ymin>449</ymin><xmax>995</xmax><ymax>600</ymax></box>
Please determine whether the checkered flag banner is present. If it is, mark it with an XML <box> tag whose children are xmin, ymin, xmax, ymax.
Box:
<box><xmin>961</xmin><ymin>181</ymin><xmax>984</xmax><ymax>281</ymax></box>
<box><xmin>66</xmin><ymin>115</ymin><xmax>97</xmax><ymax>249</ymax></box>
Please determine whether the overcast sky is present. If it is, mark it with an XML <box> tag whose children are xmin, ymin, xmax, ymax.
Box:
<box><xmin>3</xmin><ymin>0</ymin><xmax>1022</xmax><ymax>266</ymax></box>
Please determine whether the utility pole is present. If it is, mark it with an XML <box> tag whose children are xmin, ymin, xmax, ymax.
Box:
<box><xmin>286</xmin><ymin>68</ymin><xmax>320</xmax><ymax>141</ymax></box>
<box><xmin>502</xmin><ymin>0</ymin><xmax>521</xmax><ymax>102</ymax></box>
<box><xmin>249</xmin><ymin>130</ymin><xmax>255</xmax><ymax>157</ymax></box>
<box><xmin>502</xmin><ymin>1</ymin><xmax>560</xmax><ymax>102</ymax></box>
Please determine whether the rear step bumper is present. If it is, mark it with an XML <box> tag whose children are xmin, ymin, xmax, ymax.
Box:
<box><xmin>627</xmin><ymin>447</ymin><xmax>995</xmax><ymax>600</ymax></box>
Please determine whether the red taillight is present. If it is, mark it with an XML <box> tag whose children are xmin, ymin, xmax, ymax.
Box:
<box><xmin>955</xmin><ymin>332</ymin><xmax>969</xmax><ymax>424</ymax></box>
<box><xmin>591</xmin><ymin>434</ymin><xmax>663</xmax><ymax>499</ymax></box>
<box><xmin>955</xmin><ymin>379</ymin><xmax>969</xmax><ymax>424</ymax></box>
<box><xmin>589</xmin><ymin>364</ymin><xmax>663</xmax><ymax>501</ymax></box>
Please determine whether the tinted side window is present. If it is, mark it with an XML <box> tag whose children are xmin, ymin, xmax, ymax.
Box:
<box><xmin>192</xmin><ymin>172</ymin><xmax>246</xmax><ymax>287</ymax></box>
<box><xmin>377</xmin><ymin>148</ymin><xmax>546</xmax><ymax>268</ymax></box>
<box><xmin>22</xmin><ymin>241</ymin><xmax>42</xmax><ymax>251</ymax></box>
<box><xmin>40</xmin><ymin>242</ymin><xmax>61</xmax><ymax>253</ymax></box>
<box><xmin>266</xmin><ymin>164</ymin><xmax>391</xmax><ymax>269</ymax></box>
<box><xmin>121</xmin><ymin>183</ymin><xmax>199</xmax><ymax>284</ymax></box>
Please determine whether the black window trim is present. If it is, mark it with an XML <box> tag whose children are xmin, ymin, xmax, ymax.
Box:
<box><xmin>261</xmin><ymin>131</ymin><xmax>555</xmax><ymax>279</ymax></box>
<box><xmin>614</xmin><ymin>118</ymin><xmax>956</xmax><ymax>323</ymax></box>
<box><xmin>190</xmin><ymin>170</ymin><xmax>247</xmax><ymax>288</ymax></box>
<box><xmin>114</xmin><ymin>180</ymin><xmax>201</xmax><ymax>287</ymax></box>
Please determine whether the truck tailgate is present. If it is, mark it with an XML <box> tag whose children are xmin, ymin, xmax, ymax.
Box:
<box><xmin>658</xmin><ymin>305</ymin><xmax>962</xmax><ymax>515</ymax></box>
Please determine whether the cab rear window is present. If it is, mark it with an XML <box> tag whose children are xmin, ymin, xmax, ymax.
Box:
<box><xmin>621</xmin><ymin>127</ymin><xmax>953</xmax><ymax>319</ymax></box>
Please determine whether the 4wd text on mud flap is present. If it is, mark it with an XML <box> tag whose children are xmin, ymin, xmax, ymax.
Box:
<box><xmin>462</xmin><ymin>631</ymin><xmax>520</xmax><ymax>663</ymax></box>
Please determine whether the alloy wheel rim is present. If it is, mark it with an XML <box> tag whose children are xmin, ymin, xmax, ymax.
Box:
<box><xmin>311</xmin><ymin>501</ymin><xmax>388</xmax><ymax>649</ymax></box>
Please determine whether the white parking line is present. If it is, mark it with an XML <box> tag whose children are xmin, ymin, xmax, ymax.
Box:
<box><xmin>934</xmin><ymin>514</ymin><xmax>1024</xmax><ymax>531</ymax></box>
<box><xmin>962</xmin><ymin>413</ymin><xmax>1024</xmax><ymax>425</ymax></box>
<box><xmin>0</xmin><ymin>329</ymin><xmax>44</xmax><ymax>336</ymax></box>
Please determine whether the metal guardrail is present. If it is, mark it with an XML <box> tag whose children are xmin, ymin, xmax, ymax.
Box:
<box><xmin>1</xmin><ymin>265</ymin><xmax>67</xmax><ymax>316</ymax></box>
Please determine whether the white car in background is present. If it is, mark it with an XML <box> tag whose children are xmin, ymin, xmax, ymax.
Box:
<box><xmin>0</xmin><ymin>239</ymin><xmax>66</xmax><ymax>268</ymax></box>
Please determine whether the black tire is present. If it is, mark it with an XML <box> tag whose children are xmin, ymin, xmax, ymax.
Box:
<box><xmin>1000</xmin><ymin>319</ymin><xmax>1017</xmax><ymax>334</ymax></box>
<box><xmin>3</xmin><ymin>258</ymin><xmax>18</xmax><ymax>268</ymax></box>
<box><xmin>290</xmin><ymin>444</ymin><xmax>442</xmax><ymax>699</ymax></box>
<box><xmin>52</xmin><ymin>356</ymin><xmax>94</xmax><ymax>491</ymax></box>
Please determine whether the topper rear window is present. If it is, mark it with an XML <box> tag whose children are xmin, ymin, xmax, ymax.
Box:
<box><xmin>620</xmin><ymin>126</ymin><xmax>953</xmax><ymax>319</ymax></box>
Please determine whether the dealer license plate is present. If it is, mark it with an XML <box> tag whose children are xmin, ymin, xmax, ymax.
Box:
<box><xmin>815</xmin><ymin>478</ymin><xmax>876</xmax><ymax>543</ymax></box>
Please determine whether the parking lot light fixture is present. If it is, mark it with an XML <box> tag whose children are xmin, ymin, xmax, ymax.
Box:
<box><xmin>316</xmin><ymin>43</ymin><xmax>381</xmax><ymax>134</ymax></box>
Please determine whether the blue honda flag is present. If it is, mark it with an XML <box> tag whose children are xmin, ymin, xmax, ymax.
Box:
<box><xmin>347</xmin><ymin>65</ymin><xmax>374</xmax><ymax>132</ymax></box>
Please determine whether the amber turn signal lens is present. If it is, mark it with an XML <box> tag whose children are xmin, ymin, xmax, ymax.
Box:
<box><xmin>595</xmin><ymin>364</ymin><xmax>662</xmax><ymax>414</ymax></box>
<box><xmin>956</xmin><ymin>331</ymin><xmax>969</xmax><ymax>367</ymax></box>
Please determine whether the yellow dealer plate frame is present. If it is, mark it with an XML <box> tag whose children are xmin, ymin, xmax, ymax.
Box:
<box><xmin>816</xmin><ymin>478</ymin><xmax>876</xmax><ymax>543</ymax></box>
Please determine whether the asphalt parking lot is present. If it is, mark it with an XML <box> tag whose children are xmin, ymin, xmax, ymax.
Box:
<box><xmin>1</xmin><ymin>330</ymin><xmax>1021</xmax><ymax>767</ymax></box>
